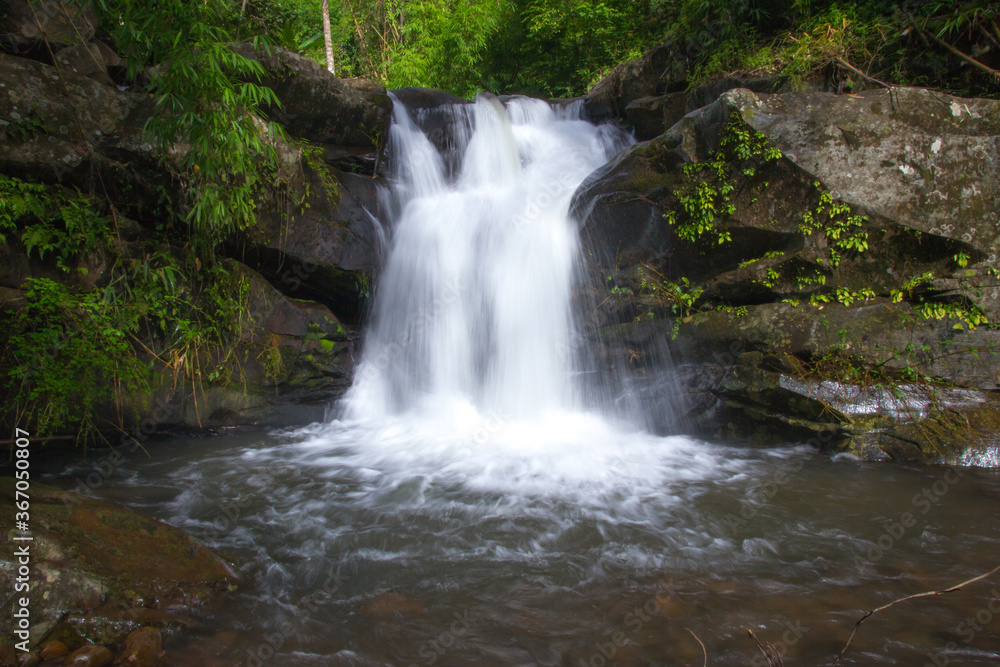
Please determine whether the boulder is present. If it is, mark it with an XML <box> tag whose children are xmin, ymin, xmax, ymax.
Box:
<box><xmin>0</xmin><ymin>478</ymin><xmax>235</xmax><ymax>648</ymax></box>
<box><xmin>575</xmin><ymin>85</ymin><xmax>1000</xmax><ymax>463</ymax></box>
<box><xmin>623</xmin><ymin>77</ymin><xmax>793</xmax><ymax>141</ymax></box>
<box><xmin>0</xmin><ymin>53</ymin><xmax>135</xmax><ymax>183</ymax></box>
<box><xmin>391</xmin><ymin>86</ymin><xmax>469</xmax><ymax>109</ymax></box>
<box><xmin>105</xmin><ymin>262</ymin><xmax>356</xmax><ymax>431</ymax></box>
<box><xmin>236</xmin><ymin>155</ymin><xmax>385</xmax><ymax>324</ymax></box>
<box><xmin>624</xmin><ymin>93</ymin><xmax>687</xmax><ymax>142</ymax></box>
<box><xmin>63</xmin><ymin>644</ymin><xmax>113</xmax><ymax>667</ymax></box>
<box><xmin>1</xmin><ymin>0</ymin><xmax>97</xmax><ymax>50</ymax></box>
<box><xmin>584</xmin><ymin>42</ymin><xmax>688</xmax><ymax>122</ymax></box>
<box><xmin>668</xmin><ymin>88</ymin><xmax>1000</xmax><ymax>257</ymax></box>
<box><xmin>113</xmin><ymin>627</ymin><xmax>163</xmax><ymax>667</ymax></box>
<box><xmin>228</xmin><ymin>43</ymin><xmax>392</xmax><ymax>171</ymax></box>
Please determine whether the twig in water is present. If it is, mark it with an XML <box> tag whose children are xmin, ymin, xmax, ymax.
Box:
<box><xmin>686</xmin><ymin>627</ymin><xmax>707</xmax><ymax>667</ymax></box>
<box><xmin>748</xmin><ymin>629</ymin><xmax>784</xmax><ymax>667</ymax></box>
<box><xmin>831</xmin><ymin>563</ymin><xmax>1000</xmax><ymax>665</ymax></box>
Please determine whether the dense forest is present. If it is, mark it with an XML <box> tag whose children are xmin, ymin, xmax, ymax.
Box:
<box><xmin>236</xmin><ymin>0</ymin><xmax>1000</xmax><ymax>98</ymax></box>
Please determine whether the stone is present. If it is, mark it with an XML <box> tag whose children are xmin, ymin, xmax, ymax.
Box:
<box><xmin>91</xmin><ymin>40</ymin><xmax>120</xmax><ymax>68</ymax></box>
<box><xmin>239</xmin><ymin>167</ymin><xmax>384</xmax><ymax>325</ymax></box>
<box><xmin>16</xmin><ymin>651</ymin><xmax>40</xmax><ymax>667</ymax></box>
<box><xmin>113</xmin><ymin>627</ymin><xmax>163</xmax><ymax>667</ymax></box>
<box><xmin>0</xmin><ymin>645</ymin><xmax>17</xmax><ymax>667</ymax></box>
<box><xmin>0</xmin><ymin>479</ymin><xmax>235</xmax><ymax>649</ymax></box>
<box><xmin>624</xmin><ymin>93</ymin><xmax>687</xmax><ymax>141</ymax></box>
<box><xmin>1</xmin><ymin>0</ymin><xmax>97</xmax><ymax>50</ymax></box>
<box><xmin>575</xmin><ymin>83</ymin><xmax>1000</xmax><ymax>463</ymax></box>
<box><xmin>0</xmin><ymin>54</ymin><xmax>135</xmax><ymax>183</ymax></box>
<box><xmin>585</xmin><ymin>41</ymin><xmax>688</xmax><ymax>122</ymax></box>
<box><xmin>63</xmin><ymin>645</ymin><xmax>113</xmax><ymax>667</ymax></box>
<box><xmin>391</xmin><ymin>86</ymin><xmax>469</xmax><ymax>109</ymax></box>
<box><xmin>668</xmin><ymin>88</ymin><xmax>1000</xmax><ymax>259</ymax></box>
<box><xmin>54</xmin><ymin>43</ymin><xmax>112</xmax><ymax>86</ymax></box>
<box><xmin>40</xmin><ymin>642</ymin><xmax>69</xmax><ymax>660</ymax></box>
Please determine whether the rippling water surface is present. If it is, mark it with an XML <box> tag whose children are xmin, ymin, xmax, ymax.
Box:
<box><xmin>41</xmin><ymin>424</ymin><xmax>1000</xmax><ymax>666</ymax></box>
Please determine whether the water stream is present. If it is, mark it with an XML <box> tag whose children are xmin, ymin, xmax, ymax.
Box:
<box><xmin>41</xmin><ymin>96</ymin><xmax>1000</xmax><ymax>666</ymax></box>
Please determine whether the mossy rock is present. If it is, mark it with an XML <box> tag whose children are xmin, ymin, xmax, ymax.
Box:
<box><xmin>0</xmin><ymin>478</ymin><xmax>235</xmax><ymax>648</ymax></box>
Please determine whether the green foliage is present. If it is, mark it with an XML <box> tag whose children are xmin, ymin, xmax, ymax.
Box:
<box><xmin>798</xmin><ymin>183</ymin><xmax>869</xmax><ymax>266</ymax></box>
<box><xmin>1</xmin><ymin>176</ymin><xmax>112</xmax><ymax>273</ymax></box>
<box><xmin>664</xmin><ymin>113</ymin><xmax>781</xmax><ymax>244</ymax></box>
<box><xmin>676</xmin><ymin>1</ymin><xmax>998</xmax><ymax>97</ymax></box>
<box><xmin>890</xmin><ymin>272</ymin><xmax>935</xmax><ymax>303</ymax></box>
<box><xmin>386</xmin><ymin>0</ymin><xmax>504</xmax><ymax>97</ymax></box>
<box><xmin>4</xmin><ymin>278</ymin><xmax>148</xmax><ymax>438</ymax></box>
<box><xmin>919</xmin><ymin>300</ymin><xmax>989</xmax><ymax>330</ymax></box>
<box><xmin>96</xmin><ymin>0</ymin><xmax>287</xmax><ymax>253</ymax></box>
<box><xmin>0</xmin><ymin>179</ymin><xmax>252</xmax><ymax>439</ymax></box>
<box><xmin>834</xmin><ymin>286</ymin><xmax>875</xmax><ymax>307</ymax></box>
<box><xmin>488</xmin><ymin>0</ymin><xmax>653</xmax><ymax>97</ymax></box>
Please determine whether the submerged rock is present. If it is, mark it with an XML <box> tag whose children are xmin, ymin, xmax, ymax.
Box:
<box><xmin>113</xmin><ymin>627</ymin><xmax>163</xmax><ymax>667</ymax></box>
<box><xmin>39</xmin><ymin>641</ymin><xmax>69</xmax><ymax>660</ymax></box>
<box><xmin>63</xmin><ymin>644</ymin><xmax>113</xmax><ymax>667</ymax></box>
<box><xmin>0</xmin><ymin>478</ymin><xmax>235</xmax><ymax>649</ymax></box>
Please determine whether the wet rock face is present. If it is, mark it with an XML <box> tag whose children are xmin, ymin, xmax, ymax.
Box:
<box><xmin>0</xmin><ymin>478</ymin><xmax>235</xmax><ymax>650</ymax></box>
<box><xmin>240</xmin><ymin>169</ymin><xmax>384</xmax><ymax>325</ymax></box>
<box><xmin>575</xmin><ymin>84</ymin><xmax>1000</xmax><ymax>463</ymax></box>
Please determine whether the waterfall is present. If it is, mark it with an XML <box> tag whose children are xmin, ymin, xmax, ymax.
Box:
<box><xmin>343</xmin><ymin>94</ymin><xmax>633</xmax><ymax>424</ymax></box>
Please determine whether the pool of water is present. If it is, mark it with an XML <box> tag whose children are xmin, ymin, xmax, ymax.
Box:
<box><xmin>38</xmin><ymin>413</ymin><xmax>1000</xmax><ymax>667</ymax></box>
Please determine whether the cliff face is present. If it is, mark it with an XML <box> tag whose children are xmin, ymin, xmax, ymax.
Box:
<box><xmin>575</xmin><ymin>59</ymin><xmax>1000</xmax><ymax>464</ymax></box>
<box><xmin>0</xmin><ymin>0</ymin><xmax>394</xmax><ymax>432</ymax></box>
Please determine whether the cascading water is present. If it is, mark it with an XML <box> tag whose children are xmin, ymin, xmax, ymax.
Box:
<box><xmin>344</xmin><ymin>94</ymin><xmax>632</xmax><ymax>424</ymax></box>
<box><xmin>36</xmin><ymin>93</ymin><xmax>1000</xmax><ymax>667</ymax></box>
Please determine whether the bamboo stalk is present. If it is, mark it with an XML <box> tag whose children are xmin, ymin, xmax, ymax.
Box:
<box><xmin>921</xmin><ymin>29</ymin><xmax>1000</xmax><ymax>82</ymax></box>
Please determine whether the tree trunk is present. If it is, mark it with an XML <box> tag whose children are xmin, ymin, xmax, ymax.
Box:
<box><xmin>322</xmin><ymin>0</ymin><xmax>335</xmax><ymax>75</ymax></box>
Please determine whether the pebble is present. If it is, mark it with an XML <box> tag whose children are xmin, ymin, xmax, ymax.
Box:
<box><xmin>63</xmin><ymin>645</ymin><xmax>113</xmax><ymax>667</ymax></box>
<box><xmin>39</xmin><ymin>641</ymin><xmax>69</xmax><ymax>660</ymax></box>
<box><xmin>115</xmin><ymin>627</ymin><xmax>163</xmax><ymax>667</ymax></box>
<box><xmin>17</xmin><ymin>651</ymin><xmax>41</xmax><ymax>667</ymax></box>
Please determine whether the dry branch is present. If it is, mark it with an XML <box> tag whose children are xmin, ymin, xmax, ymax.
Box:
<box><xmin>831</xmin><ymin>563</ymin><xmax>1000</xmax><ymax>665</ymax></box>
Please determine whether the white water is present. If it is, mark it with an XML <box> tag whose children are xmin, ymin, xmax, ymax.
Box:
<box><xmin>345</xmin><ymin>94</ymin><xmax>631</xmax><ymax>423</ymax></box>
<box><xmin>300</xmin><ymin>93</ymin><xmax>727</xmax><ymax>500</ymax></box>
